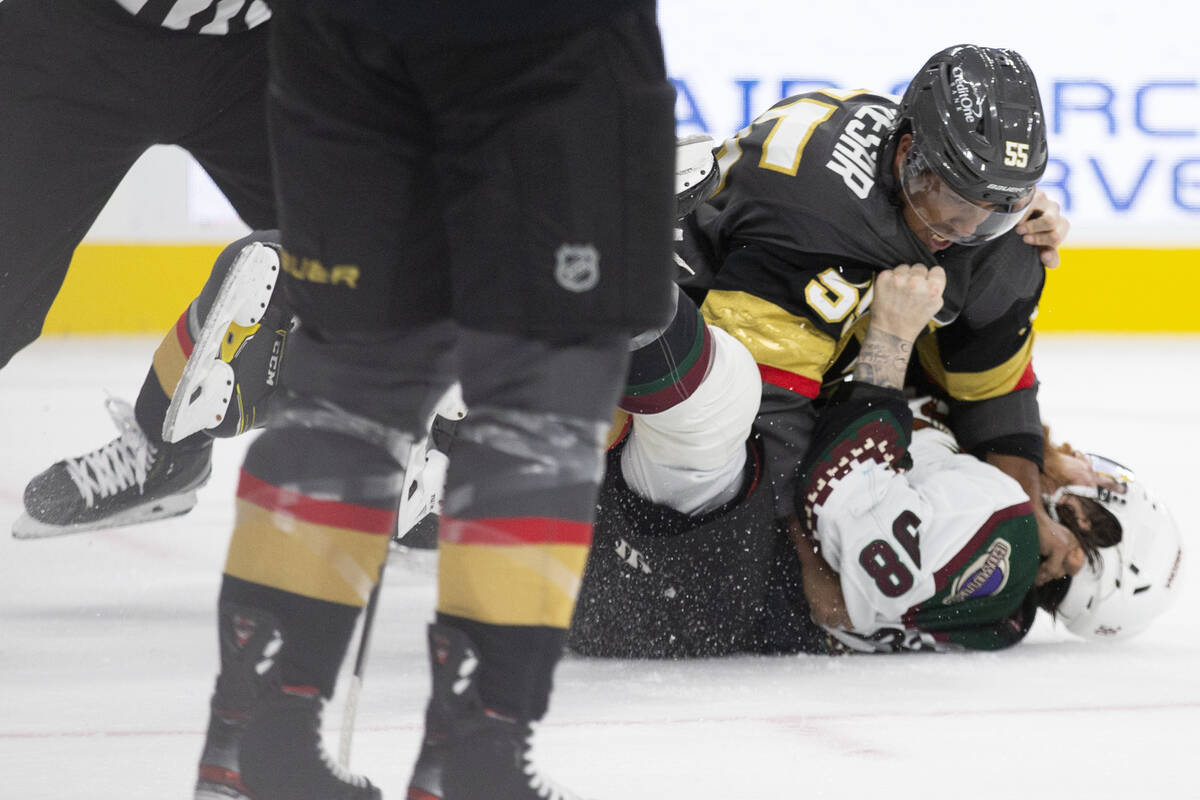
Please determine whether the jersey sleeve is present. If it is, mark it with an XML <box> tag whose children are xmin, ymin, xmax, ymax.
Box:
<box><xmin>916</xmin><ymin>237</ymin><xmax>1045</xmax><ymax>465</ymax></box>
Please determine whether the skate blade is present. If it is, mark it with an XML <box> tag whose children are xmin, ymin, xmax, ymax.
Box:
<box><xmin>12</xmin><ymin>490</ymin><xmax>199</xmax><ymax>539</ymax></box>
<box><xmin>163</xmin><ymin>242</ymin><xmax>279</xmax><ymax>444</ymax></box>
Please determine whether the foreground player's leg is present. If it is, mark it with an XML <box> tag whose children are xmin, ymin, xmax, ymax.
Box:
<box><xmin>407</xmin><ymin>330</ymin><xmax>628</xmax><ymax>800</ymax></box>
<box><xmin>195</xmin><ymin>318</ymin><xmax>457</xmax><ymax>800</ymax></box>
<box><xmin>15</xmin><ymin>231</ymin><xmax>291</xmax><ymax>538</ymax></box>
<box><xmin>194</xmin><ymin>426</ymin><xmax>397</xmax><ymax>800</ymax></box>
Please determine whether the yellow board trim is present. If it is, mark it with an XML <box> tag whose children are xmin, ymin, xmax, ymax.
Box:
<box><xmin>1036</xmin><ymin>248</ymin><xmax>1200</xmax><ymax>332</ymax></box>
<box><xmin>437</xmin><ymin>541</ymin><xmax>589</xmax><ymax>629</ymax></box>
<box><xmin>224</xmin><ymin>499</ymin><xmax>390</xmax><ymax>608</ymax></box>
<box><xmin>43</xmin><ymin>243</ymin><xmax>221</xmax><ymax>335</ymax></box>
<box><xmin>38</xmin><ymin>244</ymin><xmax>1200</xmax><ymax>334</ymax></box>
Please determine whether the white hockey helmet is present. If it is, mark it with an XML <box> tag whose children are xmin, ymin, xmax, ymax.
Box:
<box><xmin>1049</xmin><ymin>454</ymin><xmax>1184</xmax><ymax>641</ymax></box>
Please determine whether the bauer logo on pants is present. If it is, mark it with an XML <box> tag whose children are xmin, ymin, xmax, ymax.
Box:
<box><xmin>555</xmin><ymin>244</ymin><xmax>600</xmax><ymax>293</ymax></box>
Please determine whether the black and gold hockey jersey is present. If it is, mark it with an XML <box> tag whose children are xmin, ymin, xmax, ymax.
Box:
<box><xmin>684</xmin><ymin>89</ymin><xmax>1046</xmax><ymax>518</ymax></box>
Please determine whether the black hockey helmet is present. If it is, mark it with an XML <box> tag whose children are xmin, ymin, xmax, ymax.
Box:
<box><xmin>896</xmin><ymin>45</ymin><xmax>1047</xmax><ymax>244</ymax></box>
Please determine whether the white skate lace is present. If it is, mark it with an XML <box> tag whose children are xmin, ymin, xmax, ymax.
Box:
<box><xmin>313</xmin><ymin>697</ymin><xmax>369</xmax><ymax>791</ymax></box>
<box><xmin>522</xmin><ymin>727</ymin><xmax>581</xmax><ymax>800</ymax></box>
<box><xmin>63</xmin><ymin>398</ymin><xmax>157</xmax><ymax>508</ymax></box>
<box><xmin>318</xmin><ymin>741</ymin><xmax>369</xmax><ymax>788</ymax></box>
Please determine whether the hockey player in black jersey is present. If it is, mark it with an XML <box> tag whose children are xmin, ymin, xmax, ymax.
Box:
<box><xmin>661</xmin><ymin>44</ymin><xmax>1084</xmax><ymax>587</ymax></box>
<box><xmin>566</xmin><ymin>44</ymin><xmax>1095</xmax><ymax>656</ymax></box>
<box><xmin>3</xmin><ymin>0</ymin><xmax>279</xmax><ymax>539</ymax></box>
<box><xmin>190</xmin><ymin>3</ymin><xmax>676</xmax><ymax>800</ymax></box>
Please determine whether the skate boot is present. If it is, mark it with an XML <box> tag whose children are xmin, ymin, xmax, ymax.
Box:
<box><xmin>407</xmin><ymin>623</ymin><xmax>590</xmax><ymax>800</ymax></box>
<box><xmin>164</xmin><ymin>241</ymin><xmax>294</xmax><ymax>443</ymax></box>
<box><xmin>14</xmin><ymin>397</ymin><xmax>211</xmax><ymax>539</ymax></box>
<box><xmin>196</xmin><ymin>605</ymin><xmax>380</xmax><ymax>800</ymax></box>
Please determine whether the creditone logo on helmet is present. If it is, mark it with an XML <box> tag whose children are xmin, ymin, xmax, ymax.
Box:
<box><xmin>943</xmin><ymin>538</ymin><xmax>1012</xmax><ymax>605</ymax></box>
<box><xmin>950</xmin><ymin>65</ymin><xmax>985</xmax><ymax>124</ymax></box>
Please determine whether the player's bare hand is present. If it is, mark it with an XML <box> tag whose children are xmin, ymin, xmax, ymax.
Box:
<box><xmin>870</xmin><ymin>264</ymin><xmax>946</xmax><ymax>343</ymax></box>
<box><xmin>787</xmin><ymin>517</ymin><xmax>854</xmax><ymax>630</ymax></box>
<box><xmin>1015</xmin><ymin>188</ymin><xmax>1070</xmax><ymax>269</ymax></box>
<box><xmin>1035</xmin><ymin>511</ymin><xmax>1086</xmax><ymax>585</ymax></box>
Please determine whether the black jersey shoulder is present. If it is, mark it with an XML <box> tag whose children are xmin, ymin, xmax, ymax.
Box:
<box><xmin>934</xmin><ymin>233</ymin><xmax>1044</xmax><ymax>334</ymax></box>
<box><xmin>698</xmin><ymin>90</ymin><xmax>933</xmax><ymax>272</ymax></box>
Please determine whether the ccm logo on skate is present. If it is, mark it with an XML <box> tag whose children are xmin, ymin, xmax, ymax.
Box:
<box><xmin>266</xmin><ymin>338</ymin><xmax>284</xmax><ymax>387</ymax></box>
<box><xmin>280</xmin><ymin>250</ymin><xmax>360</xmax><ymax>288</ymax></box>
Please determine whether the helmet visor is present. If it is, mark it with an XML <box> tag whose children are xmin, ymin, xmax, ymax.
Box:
<box><xmin>900</xmin><ymin>146</ymin><xmax>1034</xmax><ymax>246</ymax></box>
<box><xmin>1086</xmin><ymin>453</ymin><xmax>1136</xmax><ymax>489</ymax></box>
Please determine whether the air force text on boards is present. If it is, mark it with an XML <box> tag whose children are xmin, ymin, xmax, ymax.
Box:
<box><xmin>674</xmin><ymin>76</ymin><xmax>1200</xmax><ymax>217</ymax></box>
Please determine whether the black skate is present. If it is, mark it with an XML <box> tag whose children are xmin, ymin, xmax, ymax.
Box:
<box><xmin>407</xmin><ymin>623</ymin><xmax>590</xmax><ymax>800</ymax></box>
<box><xmin>164</xmin><ymin>241</ymin><xmax>293</xmax><ymax>443</ymax></box>
<box><xmin>14</xmin><ymin>397</ymin><xmax>211</xmax><ymax>539</ymax></box>
<box><xmin>196</xmin><ymin>605</ymin><xmax>380</xmax><ymax>800</ymax></box>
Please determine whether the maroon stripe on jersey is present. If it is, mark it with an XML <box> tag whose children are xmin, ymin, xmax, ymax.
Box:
<box><xmin>236</xmin><ymin>471</ymin><xmax>396</xmax><ymax>535</ymax></box>
<box><xmin>759</xmin><ymin>364</ymin><xmax>820</xmax><ymax>398</ymax></box>
<box><xmin>175</xmin><ymin>312</ymin><xmax>195</xmax><ymax>357</ymax></box>
<box><xmin>440</xmin><ymin>515</ymin><xmax>593</xmax><ymax>547</ymax></box>
<box><xmin>932</xmin><ymin>501</ymin><xmax>1034</xmax><ymax>590</ymax></box>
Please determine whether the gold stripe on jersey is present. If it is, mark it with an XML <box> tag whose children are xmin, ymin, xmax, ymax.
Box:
<box><xmin>917</xmin><ymin>331</ymin><xmax>1036</xmax><ymax>402</ymax></box>
<box><xmin>701</xmin><ymin>289</ymin><xmax>836</xmax><ymax>386</ymax></box>
<box><xmin>816</xmin><ymin>88</ymin><xmax>872</xmax><ymax>102</ymax></box>
<box><xmin>437</xmin><ymin>542</ymin><xmax>589</xmax><ymax>628</ymax></box>
<box><xmin>224</xmin><ymin>499</ymin><xmax>389</xmax><ymax>608</ymax></box>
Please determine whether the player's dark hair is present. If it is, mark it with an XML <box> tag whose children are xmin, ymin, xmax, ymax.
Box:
<box><xmin>1035</xmin><ymin>497</ymin><xmax>1122</xmax><ymax>615</ymax></box>
<box><xmin>1057</xmin><ymin>496</ymin><xmax>1122</xmax><ymax>566</ymax></box>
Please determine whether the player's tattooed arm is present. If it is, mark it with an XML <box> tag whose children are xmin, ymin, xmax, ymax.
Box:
<box><xmin>853</xmin><ymin>332</ymin><xmax>912</xmax><ymax>390</ymax></box>
<box><xmin>855</xmin><ymin>264</ymin><xmax>946</xmax><ymax>389</ymax></box>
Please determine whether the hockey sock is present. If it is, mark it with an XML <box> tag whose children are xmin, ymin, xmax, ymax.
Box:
<box><xmin>221</xmin><ymin>425</ymin><xmax>400</xmax><ymax>696</ymax></box>
<box><xmin>432</xmin><ymin>612</ymin><xmax>564</xmax><ymax>722</ymax></box>
<box><xmin>217</xmin><ymin>575</ymin><xmax>360</xmax><ymax>698</ymax></box>
<box><xmin>137</xmin><ymin>310</ymin><xmax>193</xmax><ymax>446</ymax></box>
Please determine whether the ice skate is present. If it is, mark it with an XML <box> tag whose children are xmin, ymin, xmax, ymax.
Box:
<box><xmin>407</xmin><ymin>623</ymin><xmax>590</xmax><ymax>800</ymax></box>
<box><xmin>196</xmin><ymin>605</ymin><xmax>380</xmax><ymax>800</ymax></box>
<box><xmin>14</xmin><ymin>397</ymin><xmax>211</xmax><ymax>539</ymax></box>
<box><xmin>163</xmin><ymin>240</ymin><xmax>292</xmax><ymax>443</ymax></box>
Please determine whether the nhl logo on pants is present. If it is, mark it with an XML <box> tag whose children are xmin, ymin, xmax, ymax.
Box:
<box><xmin>554</xmin><ymin>244</ymin><xmax>600</xmax><ymax>293</ymax></box>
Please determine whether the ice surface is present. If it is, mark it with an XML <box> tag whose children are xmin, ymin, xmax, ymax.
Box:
<box><xmin>2</xmin><ymin>335</ymin><xmax>1197</xmax><ymax>799</ymax></box>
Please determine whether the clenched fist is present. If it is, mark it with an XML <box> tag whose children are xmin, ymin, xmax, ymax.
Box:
<box><xmin>869</xmin><ymin>264</ymin><xmax>946</xmax><ymax>344</ymax></box>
